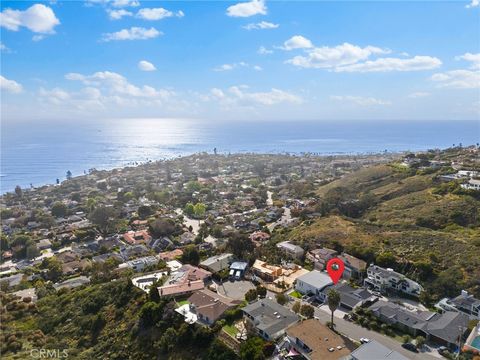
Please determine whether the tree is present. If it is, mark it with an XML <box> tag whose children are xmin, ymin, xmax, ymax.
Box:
<box><xmin>245</xmin><ymin>289</ymin><xmax>258</xmax><ymax>302</ymax></box>
<box><xmin>66</xmin><ymin>170</ymin><xmax>72</xmax><ymax>180</ymax></box>
<box><xmin>150</xmin><ymin>218</ymin><xmax>176</xmax><ymax>237</ymax></box>
<box><xmin>415</xmin><ymin>336</ymin><xmax>426</xmax><ymax>349</ymax></box>
<box><xmin>89</xmin><ymin>206</ymin><xmax>117</xmax><ymax>235</ymax></box>
<box><xmin>256</xmin><ymin>286</ymin><xmax>267</xmax><ymax>298</ymax></box>
<box><xmin>193</xmin><ymin>203</ymin><xmax>206</xmax><ymax>218</ymax></box>
<box><xmin>14</xmin><ymin>185</ymin><xmax>22</xmax><ymax>198</ymax></box>
<box><xmin>292</xmin><ymin>301</ymin><xmax>301</xmax><ymax>314</ymax></box>
<box><xmin>138</xmin><ymin>205</ymin><xmax>153</xmax><ymax>219</ymax></box>
<box><xmin>227</xmin><ymin>232</ymin><xmax>254</xmax><ymax>259</ymax></box>
<box><xmin>181</xmin><ymin>245</ymin><xmax>200</xmax><ymax>266</ymax></box>
<box><xmin>300</xmin><ymin>304</ymin><xmax>315</xmax><ymax>319</ymax></box>
<box><xmin>43</xmin><ymin>257</ymin><xmax>62</xmax><ymax>282</ymax></box>
<box><xmin>276</xmin><ymin>293</ymin><xmax>287</xmax><ymax>305</ymax></box>
<box><xmin>51</xmin><ymin>202</ymin><xmax>68</xmax><ymax>218</ymax></box>
<box><xmin>402</xmin><ymin>335</ymin><xmax>411</xmax><ymax>344</ymax></box>
<box><xmin>239</xmin><ymin>336</ymin><xmax>265</xmax><ymax>360</ymax></box>
<box><xmin>184</xmin><ymin>203</ymin><xmax>195</xmax><ymax>217</ymax></box>
<box><xmin>327</xmin><ymin>289</ymin><xmax>341</xmax><ymax>328</ymax></box>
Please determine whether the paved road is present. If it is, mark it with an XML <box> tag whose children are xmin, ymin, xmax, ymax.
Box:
<box><xmin>312</xmin><ymin>307</ymin><xmax>439</xmax><ymax>360</ymax></box>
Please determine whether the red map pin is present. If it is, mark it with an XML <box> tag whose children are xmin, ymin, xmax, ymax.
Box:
<box><xmin>326</xmin><ymin>258</ymin><xmax>345</xmax><ymax>284</ymax></box>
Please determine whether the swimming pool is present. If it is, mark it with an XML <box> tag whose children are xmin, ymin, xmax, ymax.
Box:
<box><xmin>471</xmin><ymin>336</ymin><xmax>480</xmax><ymax>350</ymax></box>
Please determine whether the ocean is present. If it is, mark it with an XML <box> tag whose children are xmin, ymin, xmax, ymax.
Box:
<box><xmin>1</xmin><ymin>119</ymin><xmax>479</xmax><ymax>193</ymax></box>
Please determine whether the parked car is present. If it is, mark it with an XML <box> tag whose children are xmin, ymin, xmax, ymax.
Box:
<box><xmin>360</xmin><ymin>338</ymin><xmax>370</xmax><ymax>344</ymax></box>
<box><xmin>401</xmin><ymin>343</ymin><xmax>419</xmax><ymax>353</ymax></box>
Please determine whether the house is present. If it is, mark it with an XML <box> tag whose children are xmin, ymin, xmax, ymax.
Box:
<box><xmin>321</xmin><ymin>282</ymin><xmax>377</xmax><ymax>311</ymax></box>
<box><xmin>295</xmin><ymin>270</ymin><xmax>333</xmax><ymax>301</ymax></box>
<box><xmin>285</xmin><ymin>319</ymin><xmax>354</xmax><ymax>360</ymax></box>
<box><xmin>159</xmin><ymin>249</ymin><xmax>183</xmax><ymax>261</ymax></box>
<box><xmin>229</xmin><ymin>261</ymin><xmax>248</xmax><ymax>280</ymax></box>
<box><xmin>249</xmin><ymin>231</ymin><xmax>270</xmax><ymax>243</ymax></box>
<box><xmin>123</xmin><ymin>230</ymin><xmax>152</xmax><ymax>245</ymax></box>
<box><xmin>200</xmin><ymin>253</ymin><xmax>233</xmax><ymax>273</ymax></box>
<box><xmin>178</xmin><ymin>232</ymin><xmax>196</xmax><ymax>245</ymax></box>
<box><xmin>435</xmin><ymin>290</ymin><xmax>480</xmax><ymax>320</ymax></box>
<box><xmin>369</xmin><ymin>301</ymin><xmax>469</xmax><ymax>349</ymax></box>
<box><xmin>338</xmin><ymin>253</ymin><xmax>367</xmax><ymax>279</ymax></box>
<box><xmin>53</xmin><ymin>276</ymin><xmax>90</xmax><ymax>290</ymax></box>
<box><xmin>307</xmin><ymin>248</ymin><xmax>338</xmax><ymax>270</ymax></box>
<box><xmin>118</xmin><ymin>256</ymin><xmax>158</xmax><ymax>272</ymax></box>
<box><xmin>187</xmin><ymin>289</ymin><xmax>239</xmax><ymax>325</ymax></box>
<box><xmin>158</xmin><ymin>265</ymin><xmax>212</xmax><ymax>298</ymax></box>
<box><xmin>252</xmin><ymin>260</ymin><xmax>283</xmax><ymax>282</ymax></box>
<box><xmin>347</xmin><ymin>340</ymin><xmax>408</xmax><ymax>360</ymax></box>
<box><xmin>364</xmin><ymin>265</ymin><xmax>423</xmax><ymax>298</ymax></box>
<box><xmin>150</xmin><ymin>237</ymin><xmax>174</xmax><ymax>253</ymax></box>
<box><xmin>461</xmin><ymin>179</ymin><xmax>480</xmax><ymax>191</ymax></box>
<box><xmin>62</xmin><ymin>259</ymin><xmax>91</xmax><ymax>275</ymax></box>
<box><xmin>36</xmin><ymin>239</ymin><xmax>52</xmax><ymax>250</ymax></box>
<box><xmin>120</xmin><ymin>244</ymin><xmax>150</xmax><ymax>260</ymax></box>
<box><xmin>242</xmin><ymin>298</ymin><xmax>299</xmax><ymax>340</ymax></box>
<box><xmin>276</xmin><ymin>241</ymin><xmax>304</xmax><ymax>259</ymax></box>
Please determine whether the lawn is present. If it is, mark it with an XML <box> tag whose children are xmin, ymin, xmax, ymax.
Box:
<box><xmin>290</xmin><ymin>290</ymin><xmax>302</xmax><ymax>299</ymax></box>
<box><xmin>223</xmin><ymin>324</ymin><xmax>239</xmax><ymax>337</ymax></box>
<box><xmin>176</xmin><ymin>300</ymin><xmax>189</xmax><ymax>307</ymax></box>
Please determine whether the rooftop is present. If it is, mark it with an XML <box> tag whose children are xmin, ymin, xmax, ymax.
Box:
<box><xmin>349</xmin><ymin>340</ymin><xmax>409</xmax><ymax>360</ymax></box>
<box><xmin>297</xmin><ymin>270</ymin><xmax>333</xmax><ymax>290</ymax></box>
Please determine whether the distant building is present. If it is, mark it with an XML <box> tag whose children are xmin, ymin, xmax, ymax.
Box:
<box><xmin>285</xmin><ymin>319</ymin><xmax>354</xmax><ymax>360</ymax></box>
<box><xmin>122</xmin><ymin>230</ymin><xmax>152</xmax><ymax>245</ymax></box>
<box><xmin>347</xmin><ymin>340</ymin><xmax>408</xmax><ymax>360</ymax></box>
<box><xmin>118</xmin><ymin>256</ymin><xmax>158</xmax><ymax>272</ymax></box>
<box><xmin>338</xmin><ymin>253</ymin><xmax>367</xmax><ymax>279</ymax></box>
<box><xmin>276</xmin><ymin>241</ymin><xmax>304</xmax><ymax>259</ymax></box>
<box><xmin>53</xmin><ymin>276</ymin><xmax>90</xmax><ymax>290</ymax></box>
<box><xmin>321</xmin><ymin>282</ymin><xmax>377</xmax><ymax>311</ymax></box>
<box><xmin>252</xmin><ymin>260</ymin><xmax>283</xmax><ymax>282</ymax></box>
<box><xmin>364</xmin><ymin>265</ymin><xmax>423</xmax><ymax>298</ymax></box>
<box><xmin>157</xmin><ymin>265</ymin><xmax>211</xmax><ymax>298</ymax></box>
<box><xmin>242</xmin><ymin>298</ymin><xmax>299</xmax><ymax>341</ymax></box>
<box><xmin>295</xmin><ymin>270</ymin><xmax>333</xmax><ymax>301</ymax></box>
<box><xmin>461</xmin><ymin>179</ymin><xmax>480</xmax><ymax>191</ymax></box>
<box><xmin>435</xmin><ymin>290</ymin><xmax>480</xmax><ymax>320</ymax></box>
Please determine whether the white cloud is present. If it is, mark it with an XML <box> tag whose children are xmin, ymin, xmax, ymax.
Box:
<box><xmin>281</xmin><ymin>35</ymin><xmax>313</xmax><ymax>50</ymax></box>
<box><xmin>138</xmin><ymin>60</ymin><xmax>157</xmax><ymax>72</ymax></box>
<box><xmin>330</xmin><ymin>95</ymin><xmax>391</xmax><ymax>106</ymax></box>
<box><xmin>65</xmin><ymin>71</ymin><xmax>173</xmax><ymax>99</ymax></box>
<box><xmin>32</xmin><ymin>34</ymin><xmax>45</xmax><ymax>42</ymax></box>
<box><xmin>431</xmin><ymin>70</ymin><xmax>480</xmax><ymax>89</ymax></box>
<box><xmin>108</xmin><ymin>9</ymin><xmax>133</xmax><ymax>20</ymax></box>
<box><xmin>455</xmin><ymin>52</ymin><xmax>480</xmax><ymax>70</ymax></box>
<box><xmin>408</xmin><ymin>92</ymin><xmax>430</xmax><ymax>98</ymax></box>
<box><xmin>213</xmin><ymin>62</ymin><xmax>261</xmax><ymax>72</ymax></box>
<box><xmin>0</xmin><ymin>3</ymin><xmax>60</xmax><ymax>34</ymax></box>
<box><xmin>39</xmin><ymin>87</ymin><xmax>70</xmax><ymax>104</ymax></box>
<box><xmin>136</xmin><ymin>8</ymin><xmax>184</xmax><ymax>20</ymax></box>
<box><xmin>210</xmin><ymin>85</ymin><xmax>302</xmax><ymax>107</ymax></box>
<box><xmin>226</xmin><ymin>0</ymin><xmax>267</xmax><ymax>17</ymax></box>
<box><xmin>101</xmin><ymin>27</ymin><xmax>161</xmax><ymax>41</ymax></box>
<box><xmin>0</xmin><ymin>42</ymin><xmax>10</xmax><ymax>52</ymax></box>
<box><xmin>286</xmin><ymin>43</ymin><xmax>388</xmax><ymax>68</ymax></box>
<box><xmin>466</xmin><ymin>0</ymin><xmax>479</xmax><ymax>8</ymax></box>
<box><xmin>258</xmin><ymin>46</ymin><xmax>273</xmax><ymax>55</ymax></box>
<box><xmin>243</xmin><ymin>21</ymin><xmax>278</xmax><ymax>30</ymax></box>
<box><xmin>334</xmin><ymin>55</ymin><xmax>441</xmax><ymax>72</ymax></box>
<box><xmin>0</xmin><ymin>75</ymin><xmax>23</xmax><ymax>93</ymax></box>
<box><xmin>111</xmin><ymin>0</ymin><xmax>140</xmax><ymax>8</ymax></box>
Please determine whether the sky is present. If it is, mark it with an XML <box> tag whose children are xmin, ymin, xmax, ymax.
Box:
<box><xmin>1</xmin><ymin>0</ymin><xmax>479</xmax><ymax>122</ymax></box>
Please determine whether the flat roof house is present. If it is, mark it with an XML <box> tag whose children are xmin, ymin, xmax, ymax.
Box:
<box><xmin>364</xmin><ymin>264</ymin><xmax>423</xmax><ymax>298</ymax></box>
<box><xmin>200</xmin><ymin>253</ymin><xmax>233</xmax><ymax>273</ymax></box>
<box><xmin>285</xmin><ymin>319</ymin><xmax>354</xmax><ymax>360</ymax></box>
<box><xmin>346</xmin><ymin>340</ymin><xmax>409</xmax><ymax>360</ymax></box>
<box><xmin>436</xmin><ymin>290</ymin><xmax>480</xmax><ymax>320</ymax></box>
<box><xmin>295</xmin><ymin>270</ymin><xmax>333</xmax><ymax>302</ymax></box>
<box><xmin>276</xmin><ymin>241</ymin><xmax>304</xmax><ymax>259</ymax></box>
<box><xmin>243</xmin><ymin>298</ymin><xmax>299</xmax><ymax>341</ymax></box>
<box><xmin>252</xmin><ymin>259</ymin><xmax>283</xmax><ymax>282</ymax></box>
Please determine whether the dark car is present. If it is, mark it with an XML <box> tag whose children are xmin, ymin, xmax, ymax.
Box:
<box><xmin>401</xmin><ymin>343</ymin><xmax>419</xmax><ymax>353</ymax></box>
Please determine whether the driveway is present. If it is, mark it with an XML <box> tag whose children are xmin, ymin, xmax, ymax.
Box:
<box><xmin>216</xmin><ymin>280</ymin><xmax>255</xmax><ymax>301</ymax></box>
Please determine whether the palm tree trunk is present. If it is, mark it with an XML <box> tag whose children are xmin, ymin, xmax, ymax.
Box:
<box><xmin>331</xmin><ymin>310</ymin><xmax>334</xmax><ymax>328</ymax></box>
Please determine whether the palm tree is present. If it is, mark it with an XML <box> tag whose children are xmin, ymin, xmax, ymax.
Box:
<box><xmin>327</xmin><ymin>288</ymin><xmax>341</xmax><ymax>329</ymax></box>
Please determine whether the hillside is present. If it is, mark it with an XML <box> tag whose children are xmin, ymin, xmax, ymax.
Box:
<box><xmin>294</xmin><ymin>164</ymin><xmax>480</xmax><ymax>302</ymax></box>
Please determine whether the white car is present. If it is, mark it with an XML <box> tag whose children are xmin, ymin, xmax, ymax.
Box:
<box><xmin>360</xmin><ymin>338</ymin><xmax>370</xmax><ymax>344</ymax></box>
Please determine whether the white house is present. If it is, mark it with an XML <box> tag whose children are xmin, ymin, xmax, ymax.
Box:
<box><xmin>435</xmin><ymin>290</ymin><xmax>480</xmax><ymax>320</ymax></box>
<box><xmin>364</xmin><ymin>265</ymin><xmax>423</xmax><ymax>298</ymax></box>
<box><xmin>295</xmin><ymin>270</ymin><xmax>333</xmax><ymax>301</ymax></box>
<box><xmin>276</xmin><ymin>241</ymin><xmax>304</xmax><ymax>259</ymax></box>
<box><xmin>461</xmin><ymin>179</ymin><xmax>480</xmax><ymax>191</ymax></box>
